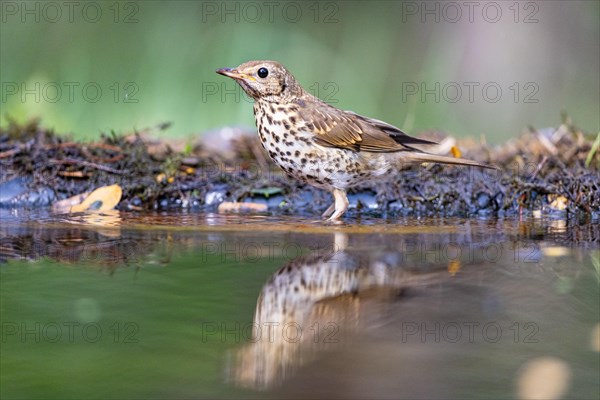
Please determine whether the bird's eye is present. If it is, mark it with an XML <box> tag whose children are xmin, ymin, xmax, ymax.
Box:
<box><xmin>257</xmin><ymin>67</ymin><xmax>269</xmax><ymax>78</ymax></box>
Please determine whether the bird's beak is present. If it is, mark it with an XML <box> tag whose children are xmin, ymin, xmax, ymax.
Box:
<box><xmin>216</xmin><ymin>68</ymin><xmax>255</xmax><ymax>81</ymax></box>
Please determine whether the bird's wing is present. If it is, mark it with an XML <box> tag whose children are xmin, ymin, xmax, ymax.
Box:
<box><xmin>298</xmin><ymin>104</ymin><xmax>437</xmax><ymax>153</ymax></box>
<box><xmin>346</xmin><ymin>111</ymin><xmax>439</xmax><ymax>149</ymax></box>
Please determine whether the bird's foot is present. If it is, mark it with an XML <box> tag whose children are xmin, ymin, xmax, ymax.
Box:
<box><xmin>322</xmin><ymin>189</ymin><xmax>349</xmax><ymax>223</ymax></box>
<box><xmin>321</xmin><ymin>203</ymin><xmax>335</xmax><ymax>218</ymax></box>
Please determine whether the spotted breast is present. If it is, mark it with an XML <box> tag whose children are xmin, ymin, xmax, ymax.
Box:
<box><xmin>253</xmin><ymin>99</ymin><xmax>390</xmax><ymax>191</ymax></box>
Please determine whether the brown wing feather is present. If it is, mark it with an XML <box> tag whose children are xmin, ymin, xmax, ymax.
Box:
<box><xmin>298</xmin><ymin>102</ymin><xmax>436</xmax><ymax>153</ymax></box>
<box><xmin>346</xmin><ymin>111</ymin><xmax>439</xmax><ymax>149</ymax></box>
<box><xmin>311</xmin><ymin>108</ymin><xmax>363</xmax><ymax>150</ymax></box>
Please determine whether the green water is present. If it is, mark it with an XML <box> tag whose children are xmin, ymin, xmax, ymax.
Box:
<box><xmin>1</xmin><ymin>213</ymin><xmax>598</xmax><ymax>399</ymax></box>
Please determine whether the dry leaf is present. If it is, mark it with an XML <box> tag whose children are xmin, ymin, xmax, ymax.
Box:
<box><xmin>53</xmin><ymin>191</ymin><xmax>91</xmax><ymax>213</ymax></box>
<box><xmin>70</xmin><ymin>184</ymin><xmax>122</xmax><ymax>213</ymax></box>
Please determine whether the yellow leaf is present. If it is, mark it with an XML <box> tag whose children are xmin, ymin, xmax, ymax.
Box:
<box><xmin>450</xmin><ymin>145</ymin><xmax>462</xmax><ymax>158</ymax></box>
<box><xmin>70</xmin><ymin>184</ymin><xmax>122</xmax><ymax>213</ymax></box>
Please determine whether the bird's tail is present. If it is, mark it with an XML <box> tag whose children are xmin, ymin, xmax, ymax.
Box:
<box><xmin>401</xmin><ymin>152</ymin><xmax>498</xmax><ymax>169</ymax></box>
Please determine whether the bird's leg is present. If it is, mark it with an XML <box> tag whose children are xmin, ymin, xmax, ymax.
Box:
<box><xmin>327</xmin><ymin>188</ymin><xmax>349</xmax><ymax>221</ymax></box>
<box><xmin>321</xmin><ymin>202</ymin><xmax>336</xmax><ymax>218</ymax></box>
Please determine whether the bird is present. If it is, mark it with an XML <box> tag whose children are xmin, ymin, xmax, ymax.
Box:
<box><xmin>216</xmin><ymin>60</ymin><xmax>495</xmax><ymax>221</ymax></box>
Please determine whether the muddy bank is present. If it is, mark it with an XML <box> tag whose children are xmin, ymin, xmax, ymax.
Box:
<box><xmin>0</xmin><ymin>118</ymin><xmax>598</xmax><ymax>219</ymax></box>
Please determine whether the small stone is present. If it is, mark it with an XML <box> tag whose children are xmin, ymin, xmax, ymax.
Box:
<box><xmin>205</xmin><ymin>191</ymin><xmax>225</xmax><ymax>206</ymax></box>
<box><xmin>181</xmin><ymin>156</ymin><xmax>199</xmax><ymax>166</ymax></box>
<box><xmin>476</xmin><ymin>192</ymin><xmax>491</xmax><ymax>208</ymax></box>
<box><xmin>0</xmin><ymin>177</ymin><xmax>56</xmax><ymax>207</ymax></box>
<box><xmin>217</xmin><ymin>201</ymin><xmax>268</xmax><ymax>214</ymax></box>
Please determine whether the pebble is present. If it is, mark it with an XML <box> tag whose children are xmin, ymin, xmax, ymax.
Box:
<box><xmin>476</xmin><ymin>192</ymin><xmax>491</xmax><ymax>209</ymax></box>
<box><xmin>348</xmin><ymin>191</ymin><xmax>379</xmax><ymax>210</ymax></box>
<box><xmin>0</xmin><ymin>177</ymin><xmax>56</xmax><ymax>207</ymax></box>
<box><xmin>217</xmin><ymin>201</ymin><xmax>268</xmax><ymax>214</ymax></box>
<box><xmin>205</xmin><ymin>191</ymin><xmax>225</xmax><ymax>206</ymax></box>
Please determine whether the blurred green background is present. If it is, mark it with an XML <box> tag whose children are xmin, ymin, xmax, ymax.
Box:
<box><xmin>1</xmin><ymin>0</ymin><xmax>598</xmax><ymax>142</ymax></box>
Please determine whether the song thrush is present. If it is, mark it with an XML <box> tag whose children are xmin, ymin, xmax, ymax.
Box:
<box><xmin>217</xmin><ymin>60</ymin><xmax>494</xmax><ymax>221</ymax></box>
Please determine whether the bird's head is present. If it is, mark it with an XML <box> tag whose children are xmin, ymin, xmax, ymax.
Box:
<box><xmin>216</xmin><ymin>60</ymin><xmax>303</xmax><ymax>101</ymax></box>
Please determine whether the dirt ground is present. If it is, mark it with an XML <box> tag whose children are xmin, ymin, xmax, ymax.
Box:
<box><xmin>0</xmin><ymin>117</ymin><xmax>598</xmax><ymax>219</ymax></box>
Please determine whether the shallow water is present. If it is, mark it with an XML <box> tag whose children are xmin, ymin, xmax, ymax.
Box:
<box><xmin>1</xmin><ymin>211</ymin><xmax>598</xmax><ymax>399</ymax></box>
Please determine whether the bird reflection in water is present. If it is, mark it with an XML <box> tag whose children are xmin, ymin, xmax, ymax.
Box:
<box><xmin>228</xmin><ymin>232</ymin><xmax>445</xmax><ymax>389</ymax></box>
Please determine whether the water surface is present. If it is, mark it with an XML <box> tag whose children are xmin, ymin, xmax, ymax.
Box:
<box><xmin>1</xmin><ymin>211</ymin><xmax>598</xmax><ymax>399</ymax></box>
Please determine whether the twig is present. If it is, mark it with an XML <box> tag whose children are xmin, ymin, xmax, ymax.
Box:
<box><xmin>81</xmin><ymin>147</ymin><xmax>125</xmax><ymax>163</ymax></box>
<box><xmin>561</xmin><ymin>180</ymin><xmax>590</xmax><ymax>213</ymax></box>
<box><xmin>44</xmin><ymin>142</ymin><xmax>123</xmax><ymax>153</ymax></box>
<box><xmin>49</xmin><ymin>158</ymin><xmax>124</xmax><ymax>175</ymax></box>
<box><xmin>0</xmin><ymin>147</ymin><xmax>21</xmax><ymax>159</ymax></box>
<box><xmin>58</xmin><ymin>171</ymin><xmax>90</xmax><ymax>178</ymax></box>
<box><xmin>529</xmin><ymin>156</ymin><xmax>547</xmax><ymax>181</ymax></box>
